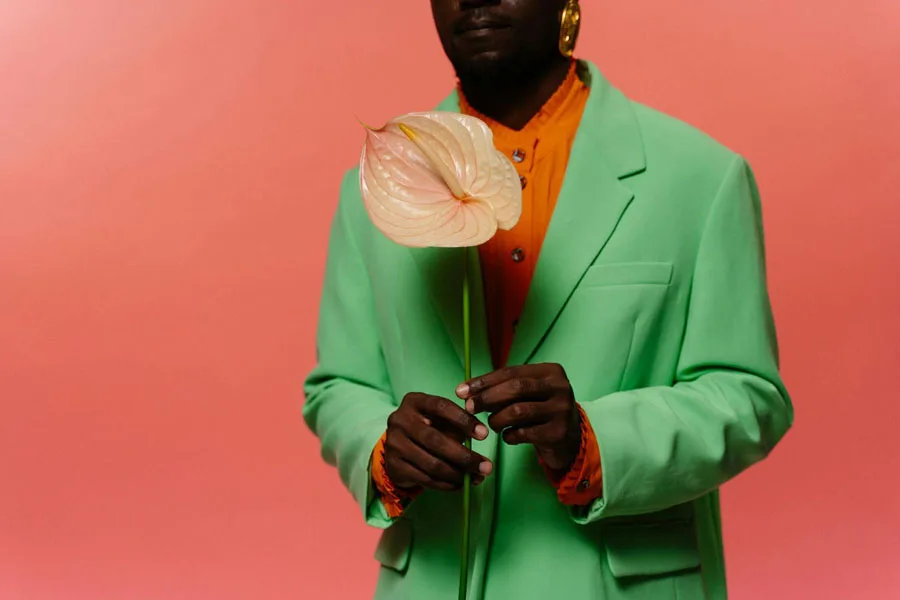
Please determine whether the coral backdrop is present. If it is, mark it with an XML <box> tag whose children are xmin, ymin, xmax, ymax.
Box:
<box><xmin>1</xmin><ymin>1</ymin><xmax>898</xmax><ymax>598</ymax></box>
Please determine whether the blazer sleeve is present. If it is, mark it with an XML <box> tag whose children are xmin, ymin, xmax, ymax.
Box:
<box><xmin>573</xmin><ymin>155</ymin><xmax>794</xmax><ymax>524</ymax></box>
<box><xmin>302</xmin><ymin>170</ymin><xmax>397</xmax><ymax>530</ymax></box>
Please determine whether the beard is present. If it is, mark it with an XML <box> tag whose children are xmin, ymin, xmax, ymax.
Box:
<box><xmin>453</xmin><ymin>50</ymin><xmax>526</xmax><ymax>84</ymax></box>
<box><xmin>450</xmin><ymin>45</ymin><xmax>557</xmax><ymax>88</ymax></box>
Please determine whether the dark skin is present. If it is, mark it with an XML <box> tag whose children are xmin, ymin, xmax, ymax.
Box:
<box><xmin>457</xmin><ymin>364</ymin><xmax>581</xmax><ymax>472</ymax></box>
<box><xmin>385</xmin><ymin>392</ymin><xmax>493</xmax><ymax>491</ymax></box>
<box><xmin>431</xmin><ymin>0</ymin><xmax>572</xmax><ymax>129</ymax></box>
<box><xmin>383</xmin><ymin>0</ymin><xmax>583</xmax><ymax>492</ymax></box>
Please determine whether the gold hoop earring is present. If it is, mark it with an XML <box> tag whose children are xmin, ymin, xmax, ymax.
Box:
<box><xmin>559</xmin><ymin>0</ymin><xmax>581</xmax><ymax>58</ymax></box>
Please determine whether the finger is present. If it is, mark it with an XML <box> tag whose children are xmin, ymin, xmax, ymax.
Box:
<box><xmin>405</xmin><ymin>422</ymin><xmax>493</xmax><ymax>476</ymax></box>
<box><xmin>456</xmin><ymin>366</ymin><xmax>525</xmax><ymax>399</ymax></box>
<box><xmin>393</xmin><ymin>434</ymin><xmax>466</xmax><ymax>487</ymax></box>
<box><xmin>501</xmin><ymin>421</ymin><xmax>558</xmax><ymax>446</ymax></box>
<box><xmin>471</xmin><ymin>378</ymin><xmax>551</xmax><ymax>414</ymax></box>
<box><xmin>433</xmin><ymin>418</ymin><xmax>473</xmax><ymax>444</ymax></box>
<box><xmin>458</xmin><ymin>363</ymin><xmax>562</xmax><ymax>398</ymax></box>
<box><xmin>433</xmin><ymin>419</ymin><xmax>465</xmax><ymax>444</ymax></box>
<box><xmin>388</xmin><ymin>402</ymin><xmax>430</xmax><ymax>432</ymax></box>
<box><xmin>392</xmin><ymin>456</ymin><xmax>458</xmax><ymax>492</ymax></box>
<box><xmin>416</xmin><ymin>394</ymin><xmax>488</xmax><ymax>441</ymax></box>
<box><xmin>487</xmin><ymin>401</ymin><xmax>552</xmax><ymax>433</ymax></box>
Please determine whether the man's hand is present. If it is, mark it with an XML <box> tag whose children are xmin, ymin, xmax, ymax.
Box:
<box><xmin>456</xmin><ymin>364</ymin><xmax>581</xmax><ymax>472</ymax></box>
<box><xmin>384</xmin><ymin>392</ymin><xmax>493</xmax><ymax>492</ymax></box>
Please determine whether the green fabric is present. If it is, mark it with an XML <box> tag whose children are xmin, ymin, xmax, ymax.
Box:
<box><xmin>302</xmin><ymin>60</ymin><xmax>793</xmax><ymax>600</ymax></box>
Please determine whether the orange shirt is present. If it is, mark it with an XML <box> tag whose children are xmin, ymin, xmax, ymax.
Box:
<box><xmin>467</xmin><ymin>61</ymin><xmax>589</xmax><ymax>371</ymax></box>
<box><xmin>372</xmin><ymin>61</ymin><xmax>603</xmax><ymax>517</ymax></box>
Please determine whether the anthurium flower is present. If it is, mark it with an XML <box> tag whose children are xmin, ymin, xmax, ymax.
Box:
<box><xmin>359</xmin><ymin>112</ymin><xmax>522</xmax><ymax>248</ymax></box>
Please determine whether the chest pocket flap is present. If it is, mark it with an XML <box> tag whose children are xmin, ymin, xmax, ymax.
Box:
<box><xmin>580</xmin><ymin>261</ymin><xmax>673</xmax><ymax>287</ymax></box>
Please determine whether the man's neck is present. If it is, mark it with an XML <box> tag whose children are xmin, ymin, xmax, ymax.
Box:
<box><xmin>459</xmin><ymin>57</ymin><xmax>572</xmax><ymax>131</ymax></box>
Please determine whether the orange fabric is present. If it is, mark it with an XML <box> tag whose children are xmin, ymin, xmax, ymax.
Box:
<box><xmin>371</xmin><ymin>431</ymin><xmax>419</xmax><ymax>518</ymax></box>
<box><xmin>372</xmin><ymin>60</ymin><xmax>603</xmax><ymax>514</ymax></box>
<box><xmin>540</xmin><ymin>405</ymin><xmax>604</xmax><ymax>506</ymax></box>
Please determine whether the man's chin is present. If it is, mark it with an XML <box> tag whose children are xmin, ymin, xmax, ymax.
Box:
<box><xmin>453</xmin><ymin>52</ymin><xmax>521</xmax><ymax>84</ymax></box>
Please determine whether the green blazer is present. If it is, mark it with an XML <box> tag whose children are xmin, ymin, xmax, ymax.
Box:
<box><xmin>303</xmin><ymin>60</ymin><xmax>793</xmax><ymax>600</ymax></box>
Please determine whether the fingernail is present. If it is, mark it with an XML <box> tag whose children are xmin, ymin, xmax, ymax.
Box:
<box><xmin>466</xmin><ymin>399</ymin><xmax>475</xmax><ymax>414</ymax></box>
<box><xmin>456</xmin><ymin>383</ymin><xmax>470</xmax><ymax>398</ymax></box>
<box><xmin>474</xmin><ymin>424</ymin><xmax>488</xmax><ymax>440</ymax></box>
<box><xmin>479</xmin><ymin>461</ymin><xmax>493</xmax><ymax>475</ymax></box>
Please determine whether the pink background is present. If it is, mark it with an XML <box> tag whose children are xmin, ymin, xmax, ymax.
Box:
<box><xmin>1</xmin><ymin>1</ymin><xmax>898</xmax><ymax>598</ymax></box>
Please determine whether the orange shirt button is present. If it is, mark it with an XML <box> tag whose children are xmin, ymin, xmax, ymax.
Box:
<box><xmin>519</xmin><ymin>175</ymin><xmax>527</xmax><ymax>189</ymax></box>
<box><xmin>512</xmin><ymin>148</ymin><xmax>526</xmax><ymax>163</ymax></box>
<box><xmin>511</xmin><ymin>248</ymin><xmax>525</xmax><ymax>263</ymax></box>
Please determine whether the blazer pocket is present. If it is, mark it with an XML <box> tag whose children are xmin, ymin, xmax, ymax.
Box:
<box><xmin>580</xmin><ymin>261</ymin><xmax>673</xmax><ymax>288</ymax></box>
<box><xmin>603</xmin><ymin>519</ymin><xmax>700</xmax><ymax>578</ymax></box>
<box><xmin>374</xmin><ymin>518</ymin><xmax>413</xmax><ymax>574</ymax></box>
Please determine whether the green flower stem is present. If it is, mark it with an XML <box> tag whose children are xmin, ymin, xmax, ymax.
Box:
<box><xmin>458</xmin><ymin>246</ymin><xmax>473</xmax><ymax>600</ymax></box>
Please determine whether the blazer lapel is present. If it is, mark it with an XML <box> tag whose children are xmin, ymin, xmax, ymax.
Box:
<box><xmin>506</xmin><ymin>61</ymin><xmax>647</xmax><ymax>367</ymax></box>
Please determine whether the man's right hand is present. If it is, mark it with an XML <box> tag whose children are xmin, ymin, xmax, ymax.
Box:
<box><xmin>384</xmin><ymin>392</ymin><xmax>493</xmax><ymax>492</ymax></box>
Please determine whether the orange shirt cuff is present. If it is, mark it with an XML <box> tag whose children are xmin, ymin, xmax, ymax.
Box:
<box><xmin>541</xmin><ymin>404</ymin><xmax>603</xmax><ymax>506</ymax></box>
<box><xmin>371</xmin><ymin>431</ymin><xmax>420</xmax><ymax>518</ymax></box>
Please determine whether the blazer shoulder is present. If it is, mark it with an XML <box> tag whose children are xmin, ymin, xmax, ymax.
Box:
<box><xmin>335</xmin><ymin>165</ymin><xmax>364</xmax><ymax>219</ymax></box>
<box><xmin>630</xmin><ymin>101</ymin><xmax>741</xmax><ymax>177</ymax></box>
<box><xmin>626</xmin><ymin>101</ymin><xmax>754</xmax><ymax>219</ymax></box>
<box><xmin>339</xmin><ymin>164</ymin><xmax>361</xmax><ymax>193</ymax></box>
<box><xmin>324</xmin><ymin>164</ymin><xmax>368</xmax><ymax>240</ymax></box>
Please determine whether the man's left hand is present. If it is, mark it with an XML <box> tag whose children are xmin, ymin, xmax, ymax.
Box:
<box><xmin>456</xmin><ymin>364</ymin><xmax>581</xmax><ymax>472</ymax></box>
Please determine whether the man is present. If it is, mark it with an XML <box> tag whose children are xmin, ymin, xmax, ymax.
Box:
<box><xmin>303</xmin><ymin>1</ymin><xmax>793</xmax><ymax>598</ymax></box>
